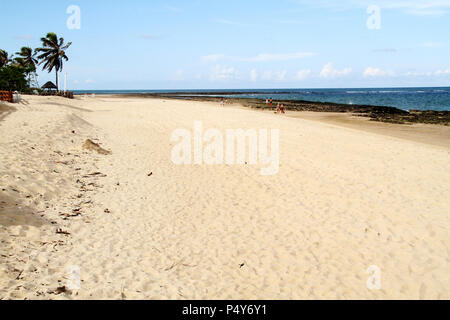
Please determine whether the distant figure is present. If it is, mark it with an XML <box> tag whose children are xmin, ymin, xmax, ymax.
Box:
<box><xmin>276</xmin><ymin>103</ymin><xmax>281</xmax><ymax>114</ymax></box>
<box><xmin>280</xmin><ymin>103</ymin><xmax>285</xmax><ymax>114</ymax></box>
<box><xmin>266</xmin><ymin>98</ymin><xmax>269</xmax><ymax>104</ymax></box>
<box><xmin>220</xmin><ymin>98</ymin><xmax>224</xmax><ymax>107</ymax></box>
<box><xmin>269</xmin><ymin>98</ymin><xmax>273</xmax><ymax>108</ymax></box>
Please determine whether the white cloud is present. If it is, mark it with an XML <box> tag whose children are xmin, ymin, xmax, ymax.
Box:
<box><xmin>405</xmin><ymin>71</ymin><xmax>432</xmax><ymax>76</ymax></box>
<box><xmin>202</xmin><ymin>54</ymin><xmax>225</xmax><ymax>62</ymax></box>
<box><xmin>250</xmin><ymin>69</ymin><xmax>258</xmax><ymax>82</ymax></box>
<box><xmin>435</xmin><ymin>68</ymin><xmax>450</xmax><ymax>75</ymax></box>
<box><xmin>382</xmin><ymin>0</ymin><xmax>450</xmax><ymax>15</ymax></box>
<box><xmin>320</xmin><ymin>62</ymin><xmax>352</xmax><ymax>78</ymax></box>
<box><xmin>242</xmin><ymin>52</ymin><xmax>316</xmax><ymax>62</ymax></box>
<box><xmin>405</xmin><ymin>68</ymin><xmax>450</xmax><ymax>76</ymax></box>
<box><xmin>298</xmin><ymin>0</ymin><xmax>450</xmax><ymax>16</ymax></box>
<box><xmin>210</xmin><ymin>65</ymin><xmax>238</xmax><ymax>81</ymax></box>
<box><xmin>295</xmin><ymin>69</ymin><xmax>312</xmax><ymax>80</ymax></box>
<box><xmin>363</xmin><ymin>67</ymin><xmax>395</xmax><ymax>77</ymax></box>
<box><xmin>202</xmin><ymin>52</ymin><xmax>315</xmax><ymax>63</ymax></box>
<box><xmin>85</xmin><ymin>79</ymin><xmax>94</xmax><ymax>84</ymax></box>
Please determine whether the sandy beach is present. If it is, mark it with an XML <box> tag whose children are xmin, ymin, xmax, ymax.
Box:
<box><xmin>0</xmin><ymin>95</ymin><xmax>449</xmax><ymax>300</ymax></box>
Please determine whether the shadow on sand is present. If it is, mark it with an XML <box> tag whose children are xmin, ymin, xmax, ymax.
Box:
<box><xmin>0</xmin><ymin>103</ymin><xmax>17</xmax><ymax>123</ymax></box>
<box><xmin>0</xmin><ymin>193</ymin><xmax>48</xmax><ymax>228</ymax></box>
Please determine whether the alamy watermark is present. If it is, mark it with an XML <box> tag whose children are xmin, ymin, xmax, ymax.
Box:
<box><xmin>66</xmin><ymin>265</ymin><xmax>81</xmax><ymax>290</ymax></box>
<box><xmin>171</xmin><ymin>121</ymin><xmax>280</xmax><ymax>176</ymax></box>
<box><xmin>67</xmin><ymin>5</ymin><xmax>81</xmax><ymax>30</ymax></box>
<box><xmin>366</xmin><ymin>265</ymin><xmax>381</xmax><ymax>290</ymax></box>
<box><xmin>366</xmin><ymin>5</ymin><xmax>381</xmax><ymax>30</ymax></box>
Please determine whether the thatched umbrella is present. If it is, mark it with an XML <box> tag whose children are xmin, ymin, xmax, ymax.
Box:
<box><xmin>42</xmin><ymin>81</ymin><xmax>58</xmax><ymax>91</ymax></box>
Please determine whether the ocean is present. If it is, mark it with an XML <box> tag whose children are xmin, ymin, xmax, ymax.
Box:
<box><xmin>73</xmin><ymin>87</ymin><xmax>450</xmax><ymax>111</ymax></box>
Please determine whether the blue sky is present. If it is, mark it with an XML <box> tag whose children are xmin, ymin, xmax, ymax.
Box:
<box><xmin>2</xmin><ymin>0</ymin><xmax>450</xmax><ymax>89</ymax></box>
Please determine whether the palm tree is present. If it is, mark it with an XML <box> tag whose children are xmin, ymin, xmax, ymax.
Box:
<box><xmin>0</xmin><ymin>49</ymin><xmax>12</xmax><ymax>67</ymax></box>
<box><xmin>14</xmin><ymin>47</ymin><xmax>38</xmax><ymax>85</ymax></box>
<box><xmin>36</xmin><ymin>33</ymin><xmax>72</xmax><ymax>90</ymax></box>
<box><xmin>15</xmin><ymin>47</ymin><xmax>38</xmax><ymax>71</ymax></box>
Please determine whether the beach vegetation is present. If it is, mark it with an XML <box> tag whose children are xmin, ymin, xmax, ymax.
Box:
<box><xmin>14</xmin><ymin>47</ymin><xmax>37</xmax><ymax>71</ymax></box>
<box><xmin>0</xmin><ymin>32</ymin><xmax>72</xmax><ymax>93</ymax></box>
<box><xmin>0</xmin><ymin>50</ymin><xmax>12</xmax><ymax>68</ymax></box>
<box><xmin>14</xmin><ymin>47</ymin><xmax>38</xmax><ymax>84</ymax></box>
<box><xmin>0</xmin><ymin>65</ymin><xmax>28</xmax><ymax>91</ymax></box>
<box><xmin>0</xmin><ymin>48</ymin><xmax>28</xmax><ymax>91</ymax></box>
<box><xmin>36</xmin><ymin>32</ymin><xmax>72</xmax><ymax>91</ymax></box>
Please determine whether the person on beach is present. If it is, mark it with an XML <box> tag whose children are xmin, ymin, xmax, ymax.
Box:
<box><xmin>280</xmin><ymin>103</ymin><xmax>285</xmax><ymax>114</ymax></box>
<box><xmin>276</xmin><ymin>103</ymin><xmax>281</xmax><ymax>114</ymax></box>
<box><xmin>220</xmin><ymin>98</ymin><xmax>224</xmax><ymax>107</ymax></box>
<box><xmin>266</xmin><ymin>98</ymin><xmax>269</xmax><ymax>105</ymax></box>
<box><xmin>269</xmin><ymin>98</ymin><xmax>273</xmax><ymax>109</ymax></box>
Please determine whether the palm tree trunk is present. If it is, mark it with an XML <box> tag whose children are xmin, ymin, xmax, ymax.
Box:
<box><xmin>55</xmin><ymin>70</ymin><xmax>59</xmax><ymax>92</ymax></box>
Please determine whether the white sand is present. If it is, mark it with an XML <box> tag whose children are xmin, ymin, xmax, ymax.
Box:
<box><xmin>0</xmin><ymin>95</ymin><xmax>449</xmax><ymax>300</ymax></box>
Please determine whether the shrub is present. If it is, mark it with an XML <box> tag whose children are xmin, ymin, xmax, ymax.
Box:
<box><xmin>0</xmin><ymin>65</ymin><xmax>28</xmax><ymax>91</ymax></box>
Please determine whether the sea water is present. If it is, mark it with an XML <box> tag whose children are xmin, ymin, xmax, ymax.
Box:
<box><xmin>73</xmin><ymin>87</ymin><xmax>450</xmax><ymax>111</ymax></box>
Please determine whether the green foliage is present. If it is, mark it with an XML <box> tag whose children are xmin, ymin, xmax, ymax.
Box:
<box><xmin>14</xmin><ymin>47</ymin><xmax>38</xmax><ymax>73</ymax></box>
<box><xmin>0</xmin><ymin>65</ymin><xmax>28</xmax><ymax>91</ymax></box>
<box><xmin>36</xmin><ymin>33</ymin><xmax>72</xmax><ymax>90</ymax></box>
<box><xmin>0</xmin><ymin>33</ymin><xmax>72</xmax><ymax>92</ymax></box>
<box><xmin>0</xmin><ymin>50</ymin><xmax>12</xmax><ymax>68</ymax></box>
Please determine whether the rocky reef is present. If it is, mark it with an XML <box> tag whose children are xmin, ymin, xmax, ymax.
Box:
<box><xmin>124</xmin><ymin>93</ymin><xmax>450</xmax><ymax>126</ymax></box>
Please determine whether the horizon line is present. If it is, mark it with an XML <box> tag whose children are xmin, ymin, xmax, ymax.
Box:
<box><xmin>71</xmin><ymin>85</ymin><xmax>450</xmax><ymax>91</ymax></box>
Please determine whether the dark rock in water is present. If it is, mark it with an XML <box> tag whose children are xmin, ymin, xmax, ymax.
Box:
<box><xmin>239</xmin><ymin>98</ymin><xmax>449</xmax><ymax>125</ymax></box>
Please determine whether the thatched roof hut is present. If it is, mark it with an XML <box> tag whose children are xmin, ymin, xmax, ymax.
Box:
<box><xmin>42</xmin><ymin>81</ymin><xmax>58</xmax><ymax>91</ymax></box>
